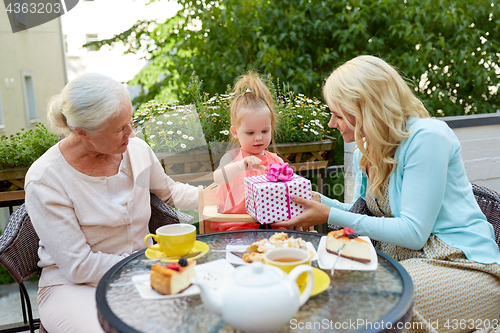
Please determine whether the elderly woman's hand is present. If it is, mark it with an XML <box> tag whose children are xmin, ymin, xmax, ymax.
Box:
<box><xmin>273</xmin><ymin>194</ymin><xmax>330</xmax><ymax>229</ymax></box>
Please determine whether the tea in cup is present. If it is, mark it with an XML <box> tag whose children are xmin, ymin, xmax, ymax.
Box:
<box><xmin>144</xmin><ymin>224</ymin><xmax>196</xmax><ymax>257</ymax></box>
<box><xmin>264</xmin><ymin>248</ymin><xmax>312</xmax><ymax>289</ymax></box>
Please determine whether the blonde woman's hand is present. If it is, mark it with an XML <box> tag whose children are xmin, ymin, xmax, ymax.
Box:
<box><xmin>273</xmin><ymin>195</ymin><xmax>330</xmax><ymax>229</ymax></box>
<box><xmin>242</xmin><ymin>156</ymin><xmax>266</xmax><ymax>171</ymax></box>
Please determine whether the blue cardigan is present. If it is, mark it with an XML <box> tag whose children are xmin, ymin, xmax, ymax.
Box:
<box><xmin>322</xmin><ymin>117</ymin><xmax>500</xmax><ymax>264</ymax></box>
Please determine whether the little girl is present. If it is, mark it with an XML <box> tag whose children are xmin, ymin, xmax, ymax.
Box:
<box><xmin>211</xmin><ymin>71</ymin><xmax>286</xmax><ymax>232</ymax></box>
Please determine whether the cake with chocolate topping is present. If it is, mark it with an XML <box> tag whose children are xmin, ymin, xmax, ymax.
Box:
<box><xmin>326</xmin><ymin>227</ymin><xmax>371</xmax><ymax>263</ymax></box>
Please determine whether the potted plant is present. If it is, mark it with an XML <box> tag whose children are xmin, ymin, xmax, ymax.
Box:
<box><xmin>0</xmin><ymin>124</ymin><xmax>60</xmax><ymax>202</ymax></box>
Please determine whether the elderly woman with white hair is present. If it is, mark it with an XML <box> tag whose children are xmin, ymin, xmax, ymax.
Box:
<box><xmin>24</xmin><ymin>73</ymin><xmax>198</xmax><ymax>332</ymax></box>
<box><xmin>275</xmin><ymin>55</ymin><xmax>500</xmax><ymax>332</ymax></box>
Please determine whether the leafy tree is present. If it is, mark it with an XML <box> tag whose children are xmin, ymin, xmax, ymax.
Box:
<box><xmin>93</xmin><ymin>0</ymin><xmax>500</xmax><ymax>116</ymax></box>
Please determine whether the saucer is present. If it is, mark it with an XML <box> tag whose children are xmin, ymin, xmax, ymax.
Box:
<box><xmin>145</xmin><ymin>240</ymin><xmax>209</xmax><ymax>262</ymax></box>
<box><xmin>304</xmin><ymin>267</ymin><xmax>330</xmax><ymax>297</ymax></box>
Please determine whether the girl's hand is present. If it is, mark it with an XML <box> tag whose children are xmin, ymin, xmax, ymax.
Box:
<box><xmin>242</xmin><ymin>156</ymin><xmax>266</xmax><ymax>171</ymax></box>
<box><xmin>273</xmin><ymin>195</ymin><xmax>330</xmax><ymax>229</ymax></box>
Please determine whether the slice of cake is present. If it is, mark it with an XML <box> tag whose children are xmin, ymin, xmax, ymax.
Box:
<box><xmin>326</xmin><ymin>227</ymin><xmax>371</xmax><ymax>263</ymax></box>
<box><xmin>150</xmin><ymin>258</ymin><xmax>196</xmax><ymax>295</ymax></box>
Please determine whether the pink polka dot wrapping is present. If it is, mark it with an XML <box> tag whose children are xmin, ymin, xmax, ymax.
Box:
<box><xmin>244</xmin><ymin>174</ymin><xmax>312</xmax><ymax>224</ymax></box>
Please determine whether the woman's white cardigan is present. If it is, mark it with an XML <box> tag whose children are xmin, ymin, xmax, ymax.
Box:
<box><xmin>25</xmin><ymin>137</ymin><xmax>198</xmax><ymax>287</ymax></box>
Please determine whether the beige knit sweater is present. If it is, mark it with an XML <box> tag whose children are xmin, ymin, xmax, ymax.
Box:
<box><xmin>25</xmin><ymin>137</ymin><xmax>198</xmax><ymax>287</ymax></box>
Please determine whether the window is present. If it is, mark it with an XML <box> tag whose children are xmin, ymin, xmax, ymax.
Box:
<box><xmin>0</xmin><ymin>89</ymin><xmax>5</xmax><ymax>131</ymax></box>
<box><xmin>86</xmin><ymin>34</ymin><xmax>99</xmax><ymax>52</ymax></box>
<box><xmin>21</xmin><ymin>71</ymin><xmax>38</xmax><ymax>125</ymax></box>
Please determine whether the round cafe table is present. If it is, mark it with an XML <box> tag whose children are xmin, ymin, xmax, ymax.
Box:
<box><xmin>96</xmin><ymin>230</ymin><xmax>414</xmax><ymax>333</ymax></box>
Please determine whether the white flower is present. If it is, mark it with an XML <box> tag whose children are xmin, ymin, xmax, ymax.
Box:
<box><xmin>183</xmin><ymin>134</ymin><xmax>188</xmax><ymax>139</ymax></box>
<box><xmin>189</xmin><ymin>136</ymin><xmax>194</xmax><ymax>140</ymax></box>
<box><xmin>167</xmin><ymin>121</ymin><xmax>172</xmax><ymax>125</ymax></box>
<box><xmin>173</xmin><ymin>113</ymin><xmax>178</xmax><ymax>116</ymax></box>
<box><xmin>167</xmin><ymin>131</ymin><xmax>173</xmax><ymax>134</ymax></box>
<box><xmin>212</xmin><ymin>113</ymin><xmax>220</xmax><ymax>116</ymax></box>
<box><xmin>220</xmin><ymin>130</ymin><xmax>229</xmax><ymax>135</ymax></box>
<box><xmin>156</xmin><ymin>121</ymin><xmax>163</xmax><ymax>125</ymax></box>
<box><xmin>312</xmin><ymin>111</ymin><xmax>317</xmax><ymax>116</ymax></box>
<box><xmin>149</xmin><ymin>135</ymin><xmax>156</xmax><ymax>138</ymax></box>
<box><xmin>181</xmin><ymin>143</ymin><xmax>186</xmax><ymax>148</ymax></box>
<box><xmin>177</xmin><ymin>130</ymin><xmax>182</xmax><ymax>134</ymax></box>
<box><xmin>303</xmin><ymin>128</ymin><xmax>308</xmax><ymax>132</ymax></box>
<box><xmin>297</xmin><ymin>115</ymin><xmax>303</xmax><ymax>118</ymax></box>
<box><xmin>139</xmin><ymin>120</ymin><xmax>145</xmax><ymax>124</ymax></box>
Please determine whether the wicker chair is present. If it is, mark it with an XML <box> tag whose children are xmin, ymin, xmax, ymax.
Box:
<box><xmin>327</xmin><ymin>183</ymin><xmax>500</xmax><ymax>249</ymax></box>
<box><xmin>471</xmin><ymin>183</ymin><xmax>500</xmax><ymax>248</ymax></box>
<box><xmin>0</xmin><ymin>193</ymin><xmax>193</xmax><ymax>333</ymax></box>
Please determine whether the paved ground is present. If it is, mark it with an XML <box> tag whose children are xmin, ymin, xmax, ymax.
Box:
<box><xmin>0</xmin><ymin>281</ymin><xmax>39</xmax><ymax>331</ymax></box>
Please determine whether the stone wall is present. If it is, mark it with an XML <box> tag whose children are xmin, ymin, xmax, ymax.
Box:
<box><xmin>344</xmin><ymin>113</ymin><xmax>500</xmax><ymax>203</ymax></box>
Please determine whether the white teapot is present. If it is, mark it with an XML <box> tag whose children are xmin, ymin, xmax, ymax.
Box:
<box><xmin>192</xmin><ymin>262</ymin><xmax>314</xmax><ymax>333</ymax></box>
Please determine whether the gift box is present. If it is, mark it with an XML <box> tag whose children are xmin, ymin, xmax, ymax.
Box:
<box><xmin>244</xmin><ymin>163</ymin><xmax>312</xmax><ymax>224</ymax></box>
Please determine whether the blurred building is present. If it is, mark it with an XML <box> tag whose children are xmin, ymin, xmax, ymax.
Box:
<box><xmin>61</xmin><ymin>0</ymin><xmax>181</xmax><ymax>100</ymax></box>
<box><xmin>0</xmin><ymin>8</ymin><xmax>67</xmax><ymax>137</ymax></box>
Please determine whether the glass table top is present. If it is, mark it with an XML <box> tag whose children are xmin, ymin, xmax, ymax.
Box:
<box><xmin>97</xmin><ymin>230</ymin><xmax>413</xmax><ymax>333</ymax></box>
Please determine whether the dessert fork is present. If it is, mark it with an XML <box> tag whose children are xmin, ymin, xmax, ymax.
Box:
<box><xmin>331</xmin><ymin>244</ymin><xmax>345</xmax><ymax>277</ymax></box>
<box><xmin>211</xmin><ymin>250</ymin><xmax>248</xmax><ymax>258</ymax></box>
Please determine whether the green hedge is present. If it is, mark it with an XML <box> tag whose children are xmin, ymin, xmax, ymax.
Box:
<box><xmin>0</xmin><ymin>124</ymin><xmax>60</xmax><ymax>170</ymax></box>
<box><xmin>93</xmin><ymin>0</ymin><xmax>500</xmax><ymax>117</ymax></box>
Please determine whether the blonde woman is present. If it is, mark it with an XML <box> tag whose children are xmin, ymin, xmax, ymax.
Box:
<box><xmin>275</xmin><ymin>55</ymin><xmax>500</xmax><ymax>332</ymax></box>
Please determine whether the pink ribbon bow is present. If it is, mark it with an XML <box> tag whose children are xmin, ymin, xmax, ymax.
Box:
<box><xmin>266</xmin><ymin>163</ymin><xmax>294</xmax><ymax>182</ymax></box>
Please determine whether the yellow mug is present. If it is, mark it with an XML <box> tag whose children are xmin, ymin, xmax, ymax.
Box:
<box><xmin>264</xmin><ymin>248</ymin><xmax>312</xmax><ymax>290</ymax></box>
<box><xmin>144</xmin><ymin>224</ymin><xmax>196</xmax><ymax>257</ymax></box>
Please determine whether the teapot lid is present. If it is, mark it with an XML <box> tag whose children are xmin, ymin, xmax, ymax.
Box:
<box><xmin>234</xmin><ymin>262</ymin><xmax>283</xmax><ymax>287</ymax></box>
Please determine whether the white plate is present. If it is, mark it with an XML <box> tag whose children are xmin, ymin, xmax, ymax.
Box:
<box><xmin>317</xmin><ymin>236</ymin><xmax>378</xmax><ymax>270</ymax></box>
<box><xmin>225</xmin><ymin>242</ymin><xmax>318</xmax><ymax>265</ymax></box>
<box><xmin>132</xmin><ymin>259</ymin><xmax>235</xmax><ymax>300</ymax></box>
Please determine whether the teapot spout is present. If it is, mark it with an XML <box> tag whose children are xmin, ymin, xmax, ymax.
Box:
<box><xmin>191</xmin><ymin>277</ymin><xmax>223</xmax><ymax>316</ymax></box>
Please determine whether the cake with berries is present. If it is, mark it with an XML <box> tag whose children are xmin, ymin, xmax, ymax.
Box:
<box><xmin>326</xmin><ymin>227</ymin><xmax>371</xmax><ymax>263</ymax></box>
<box><xmin>150</xmin><ymin>258</ymin><xmax>196</xmax><ymax>295</ymax></box>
